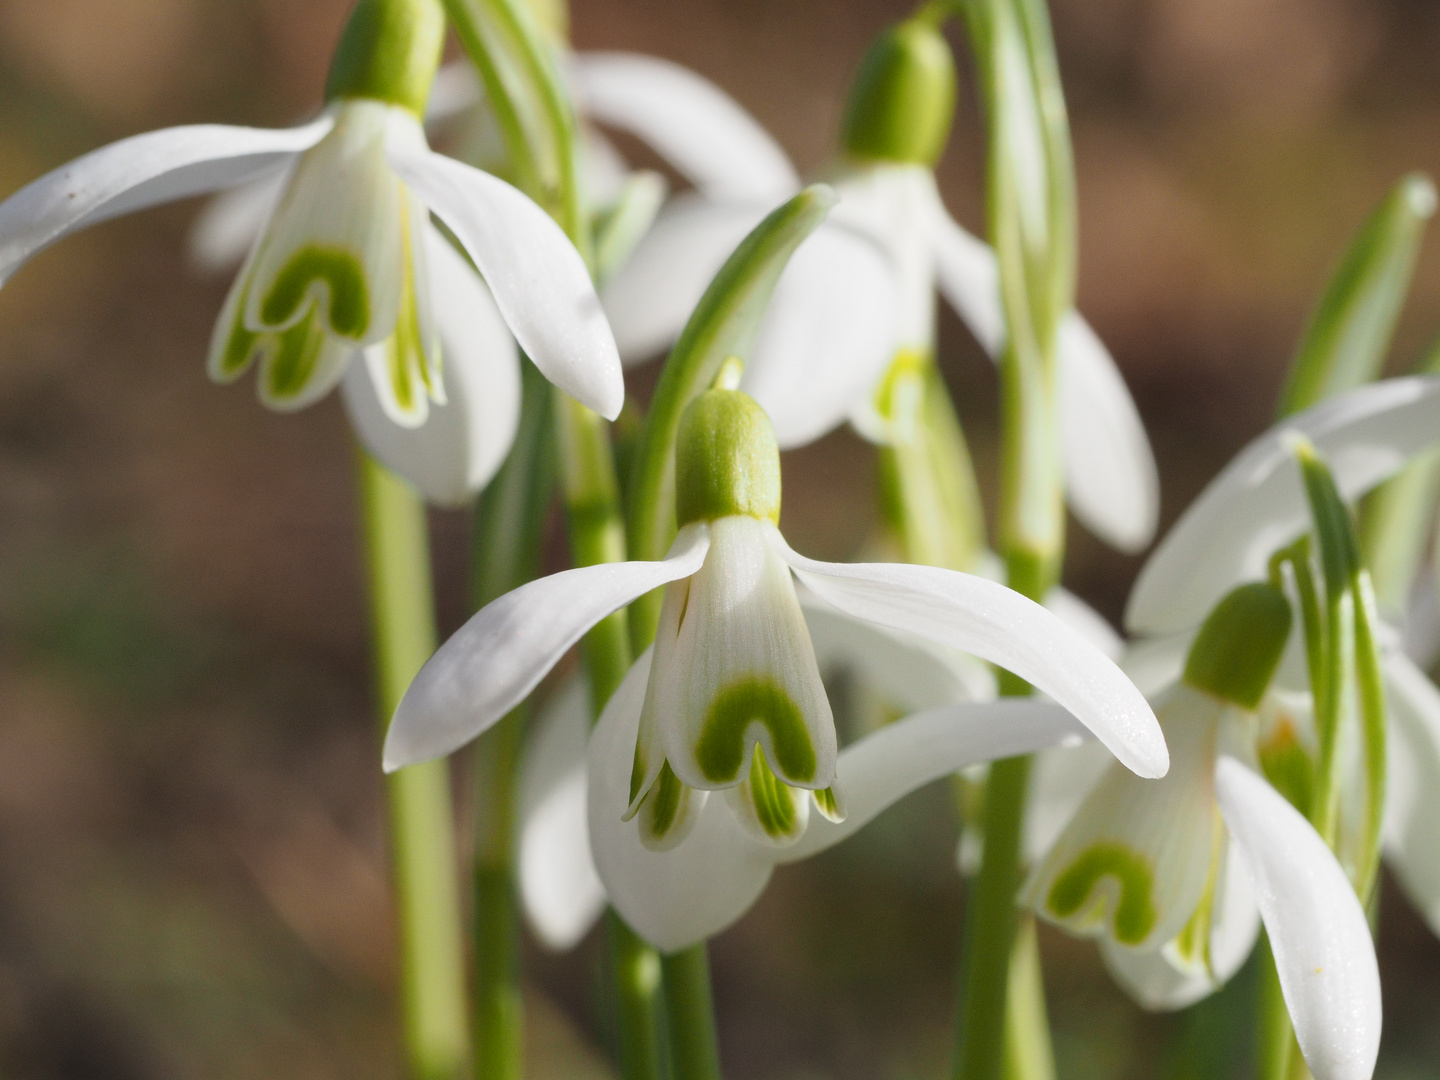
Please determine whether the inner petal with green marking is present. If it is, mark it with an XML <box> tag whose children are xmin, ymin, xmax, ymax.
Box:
<box><xmin>1045</xmin><ymin>841</ymin><xmax>1159</xmax><ymax>946</ymax></box>
<box><xmin>695</xmin><ymin>675</ymin><xmax>817</xmax><ymax>786</ymax></box>
<box><xmin>723</xmin><ymin>745</ymin><xmax>811</xmax><ymax>848</ymax></box>
<box><xmin>259</xmin><ymin>244</ymin><xmax>372</xmax><ymax>339</ymax></box>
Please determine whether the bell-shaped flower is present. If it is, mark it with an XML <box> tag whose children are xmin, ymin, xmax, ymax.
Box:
<box><xmin>595</xmin><ymin>22</ymin><xmax>1157</xmax><ymax>553</ymax></box>
<box><xmin>0</xmin><ymin>0</ymin><xmax>622</xmax><ymax>506</ymax></box>
<box><xmin>385</xmin><ymin>383</ymin><xmax>1164</xmax><ymax>942</ymax></box>
<box><xmin>1027</xmin><ymin>583</ymin><xmax>1380</xmax><ymax>1080</ymax></box>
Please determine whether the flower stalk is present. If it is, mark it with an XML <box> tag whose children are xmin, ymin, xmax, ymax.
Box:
<box><xmin>359</xmin><ymin>451</ymin><xmax>471</xmax><ymax>1080</ymax></box>
<box><xmin>954</xmin><ymin>0</ymin><xmax>1075</xmax><ymax>1076</ymax></box>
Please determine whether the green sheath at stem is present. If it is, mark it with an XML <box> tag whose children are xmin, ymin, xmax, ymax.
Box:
<box><xmin>468</xmin><ymin>358</ymin><xmax>557</xmax><ymax>1080</ymax></box>
<box><xmin>358</xmin><ymin>453</ymin><xmax>470</xmax><ymax>1080</ymax></box>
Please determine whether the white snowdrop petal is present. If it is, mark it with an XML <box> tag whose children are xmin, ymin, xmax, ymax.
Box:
<box><xmin>571</xmin><ymin>52</ymin><xmax>799</xmax><ymax>203</ymax></box>
<box><xmin>780</xmin><ymin>699</ymin><xmax>1087</xmax><ymax>863</ymax></box>
<box><xmin>742</xmin><ymin>221</ymin><xmax>897</xmax><ymax>450</ymax></box>
<box><xmin>1099</xmin><ymin>836</ymin><xmax>1261</xmax><ymax>1011</ymax></box>
<box><xmin>0</xmin><ymin>117</ymin><xmax>331</xmax><ymax>285</ymax></box>
<box><xmin>188</xmin><ymin>168</ymin><xmax>288</xmax><ymax>273</ymax></box>
<box><xmin>245</xmin><ymin>102</ymin><xmax>408</xmax><ymax>344</ymax></box>
<box><xmin>426</xmin><ymin>60</ymin><xmax>483</xmax><ymax>123</ymax></box>
<box><xmin>659</xmin><ymin>517</ymin><xmax>837</xmax><ymax>792</ymax></box>
<box><xmin>1381</xmin><ymin>648</ymin><xmax>1440</xmax><ymax>937</ymax></box>
<box><xmin>342</xmin><ymin>227</ymin><xmax>520</xmax><ymax>507</ymax></box>
<box><xmin>518</xmin><ymin>677</ymin><xmax>607</xmax><ymax>951</ymax></box>
<box><xmin>1045</xmin><ymin>587</ymin><xmax>1125</xmax><ymax>661</ymax></box>
<box><xmin>384</xmin><ymin>526</ymin><xmax>711</xmax><ymax>771</ymax></box>
<box><xmin>388</xmin><ymin>141</ymin><xmax>624</xmax><ymax>419</ymax></box>
<box><xmin>600</xmin><ymin>195</ymin><xmax>763</xmax><ymax>365</ymax></box>
<box><xmin>1023</xmin><ymin>738</ymin><xmax>1115</xmax><ymax>863</ymax></box>
<box><xmin>1215</xmin><ymin>755</ymin><xmax>1381</xmax><ymax>1080</ymax></box>
<box><xmin>1025</xmin><ymin>686</ymin><xmax>1223</xmax><ymax>950</ymax></box>
<box><xmin>772</xmin><ymin>527</ymin><xmax>1167</xmax><ymax>778</ymax></box>
<box><xmin>588</xmin><ymin>648</ymin><xmax>775</xmax><ymax>952</ymax></box>
<box><xmin>930</xmin><ymin>206</ymin><xmax>1005</xmax><ymax>354</ymax></box>
<box><xmin>1057</xmin><ymin>313</ymin><xmax>1160</xmax><ymax>553</ymax></box>
<box><xmin>1128</xmin><ymin>375</ymin><xmax>1440</xmax><ymax>635</ymax></box>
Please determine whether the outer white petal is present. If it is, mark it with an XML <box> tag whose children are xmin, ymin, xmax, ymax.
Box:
<box><xmin>1100</xmin><ymin>837</ymin><xmax>1261</xmax><ymax>1010</ymax></box>
<box><xmin>519</xmin><ymin>677</ymin><xmax>606</xmax><ymax>950</ymax></box>
<box><xmin>341</xmin><ymin>228</ymin><xmax>520</xmax><ymax>507</ymax></box>
<box><xmin>930</xmin><ymin>203</ymin><xmax>1159</xmax><ymax>553</ymax></box>
<box><xmin>781</xmin><ymin>700</ymin><xmax>1087</xmax><ymax>862</ymax></box>
<box><xmin>386</xmin><ymin>142</ymin><xmax>624</xmax><ymax>420</ymax></box>
<box><xmin>1381</xmin><ymin>648</ymin><xmax>1440</xmax><ymax>936</ymax></box>
<box><xmin>588</xmin><ymin>647</ymin><xmax>775</xmax><ymax>953</ymax></box>
<box><xmin>384</xmin><ymin>526</ymin><xmax>710</xmax><ymax>771</ymax></box>
<box><xmin>1056</xmin><ymin>314</ymin><xmax>1160</xmax><ymax>553</ymax></box>
<box><xmin>600</xmin><ymin>195</ymin><xmax>763</xmax><ymax>364</ymax></box>
<box><xmin>1128</xmin><ymin>375</ymin><xmax>1440</xmax><ymax>635</ymax></box>
<box><xmin>571</xmin><ymin>52</ymin><xmax>799</xmax><ymax>203</ymax></box>
<box><xmin>188</xmin><ymin>168</ymin><xmax>288</xmax><ymax>272</ymax></box>
<box><xmin>930</xmin><ymin>209</ymin><xmax>1005</xmax><ymax>353</ymax></box>
<box><xmin>426</xmin><ymin>61</ymin><xmax>483</xmax><ymax>124</ymax></box>
<box><xmin>770</xmin><ymin>527</ymin><xmax>1167</xmax><ymax>778</ymax></box>
<box><xmin>742</xmin><ymin>221</ymin><xmax>897</xmax><ymax>449</ymax></box>
<box><xmin>0</xmin><ymin>117</ymin><xmax>331</xmax><ymax>286</ymax></box>
<box><xmin>1215</xmin><ymin>756</ymin><xmax>1381</xmax><ymax>1080</ymax></box>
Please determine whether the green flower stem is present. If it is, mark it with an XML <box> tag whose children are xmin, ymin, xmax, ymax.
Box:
<box><xmin>1256</xmin><ymin>936</ymin><xmax>1297</xmax><ymax>1080</ymax></box>
<box><xmin>358</xmin><ymin>452</ymin><xmax>470</xmax><ymax>1080</ymax></box>
<box><xmin>1003</xmin><ymin>917</ymin><xmax>1055</xmax><ymax>1080</ymax></box>
<box><xmin>468</xmin><ymin>358</ymin><xmax>557</xmax><ymax>1080</ymax></box>
<box><xmin>606</xmin><ymin>912</ymin><xmax>667</xmax><ymax>1080</ymax></box>
<box><xmin>955</xmin><ymin>750</ymin><xmax>1039</xmax><ymax>1080</ymax></box>
<box><xmin>663</xmin><ymin>947</ymin><xmax>724</xmax><ymax>1080</ymax></box>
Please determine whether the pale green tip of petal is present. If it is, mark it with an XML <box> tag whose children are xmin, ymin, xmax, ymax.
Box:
<box><xmin>694</xmin><ymin>674</ymin><xmax>815</xmax><ymax>785</ymax></box>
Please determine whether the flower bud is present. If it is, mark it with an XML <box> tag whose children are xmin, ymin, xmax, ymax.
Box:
<box><xmin>675</xmin><ymin>388</ymin><xmax>782</xmax><ymax>526</ymax></box>
<box><xmin>840</xmin><ymin>20</ymin><xmax>957</xmax><ymax>167</ymax></box>
<box><xmin>326</xmin><ymin>0</ymin><xmax>446</xmax><ymax>115</ymax></box>
<box><xmin>1183</xmin><ymin>583</ymin><xmax>1293</xmax><ymax>710</ymax></box>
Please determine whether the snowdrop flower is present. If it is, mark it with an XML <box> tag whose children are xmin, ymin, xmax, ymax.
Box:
<box><xmin>385</xmin><ymin>380</ymin><xmax>1164</xmax><ymax>940</ymax></box>
<box><xmin>514</xmin><ymin>594</ymin><xmax>996</xmax><ymax>950</ymax></box>
<box><xmin>1027</xmin><ymin>584</ymin><xmax>1380</xmax><ymax>1080</ymax></box>
<box><xmin>0</xmin><ymin>0</ymin><xmax>622</xmax><ymax>505</ymax></box>
<box><xmin>599</xmin><ymin>20</ymin><xmax>1158</xmax><ymax>553</ymax></box>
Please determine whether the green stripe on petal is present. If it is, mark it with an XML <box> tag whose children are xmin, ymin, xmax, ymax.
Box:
<box><xmin>1045</xmin><ymin>841</ymin><xmax>1158</xmax><ymax>946</ymax></box>
<box><xmin>723</xmin><ymin>746</ymin><xmax>811</xmax><ymax>848</ymax></box>
<box><xmin>635</xmin><ymin>763</ymin><xmax>705</xmax><ymax>853</ymax></box>
<box><xmin>696</xmin><ymin>675</ymin><xmax>816</xmax><ymax>785</ymax></box>
<box><xmin>260</xmin><ymin>244</ymin><xmax>371</xmax><ymax>339</ymax></box>
<box><xmin>258</xmin><ymin>310</ymin><xmax>352</xmax><ymax>409</ymax></box>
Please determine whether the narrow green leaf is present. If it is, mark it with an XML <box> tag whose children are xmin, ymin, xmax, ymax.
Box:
<box><xmin>1278</xmin><ymin>172</ymin><xmax>1436</xmax><ymax>418</ymax></box>
<box><xmin>625</xmin><ymin>185</ymin><xmax>837</xmax><ymax>651</ymax></box>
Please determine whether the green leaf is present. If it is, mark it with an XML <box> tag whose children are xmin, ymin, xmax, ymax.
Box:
<box><xmin>1277</xmin><ymin>172</ymin><xmax>1436</xmax><ymax>418</ymax></box>
<box><xmin>625</xmin><ymin>185</ymin><xmax>836</xmax><ymax>647</ymax></box>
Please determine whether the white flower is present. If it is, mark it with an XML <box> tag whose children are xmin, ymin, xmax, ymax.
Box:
<box><xmin>586</xmin><ymin>53</ymin><xmax>1158</xmax><ymax>553</ymax></box>
<box><xmin>384</xmin><ymin>384</ymin><xmax>1164</xmax><ymax>947</ymax></box>
<box><xmin>1026</xmin><ymin>583</ymin><xmax>1381</xmax><ymax>1080</ymax></box>
<box><xmin>0</xmin><ymin>68</ymin><xmax>622</xmax><ymax>506</ymax></box>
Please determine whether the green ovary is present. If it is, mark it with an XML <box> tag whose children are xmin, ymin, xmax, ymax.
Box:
<box><xmin>1046</xmin><ymin>842</ymin><xmax>1158</xmax><ymax>946</ymax></box>
<box><xmin>695</xmin><ymin>676</ymin><xmax>816</xmax><ymax>785</ymax></box>
<box><xmin>260</xmin><ymin>245</ymin><xmax>371</xmax><ymax>339</ymax></box>
<box><xmin>745</xmin><ymin>746</ymin><xmax>799</xmax><ymax>839</ymax></box>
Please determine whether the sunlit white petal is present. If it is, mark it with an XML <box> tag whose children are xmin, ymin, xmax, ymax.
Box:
<box><xmin>0</xmin><ymin>117</ymin><xmax>331</xmax><ymax>285</ymax></box>
<box><xmin>341</xmin><ymin>228</ymin><xmax>520</xmax><ymax>507</ymax></box>
<box><xmin>1128</xmin><ymin>375</ymin><xmax>1440</xmax><ymax>634</ymax></box>
<box><xmin>1215</xmin><ymin>755</ymin><xmax>1381</xmax><ymax>1080</ymax></box>
<box><xmin>571</xmin><ymin>52</ymin><xmax>799</xmax><ymax>203</ymax></box>
<box><xmin>384</xmin><ymin>526</ymin><xmax>710</xmax><ymax>771</ymax></box>
<box><xmin>387</xmin><ymin>140</ymin><xmax>624</xmax><ymax>419</ymax></box>
<box><xmin>188</xmin><ymin>168</ymin><xmax>288</xmax><ymax>272</ymax></box>
<box><xmin>1057</xmin><ymin>314</ymin><xmax>1160</xmax><ymax>552</ymax></box>
<box><xmin>770</xmin><ymin>527</ymin><xmax>1167</xmax><ymax>778</ymax></box>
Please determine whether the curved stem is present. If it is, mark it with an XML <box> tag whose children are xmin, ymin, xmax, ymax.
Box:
<box><xmin>359</xmin><ymin>452</ymin><xmax>471</xmax><ymax>1080</ymax></box>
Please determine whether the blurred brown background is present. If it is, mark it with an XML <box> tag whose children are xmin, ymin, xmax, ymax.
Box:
<box><xmin>2</xmin><ymin>0</ymin><xmax>1440</xmax><ymax>1077</ymax></box>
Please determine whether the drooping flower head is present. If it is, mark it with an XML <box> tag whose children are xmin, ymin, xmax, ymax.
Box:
<box><xmin>0</xmin><ymin>0</ymin><xmax>623</xmax><ymax>502</ymax></box>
